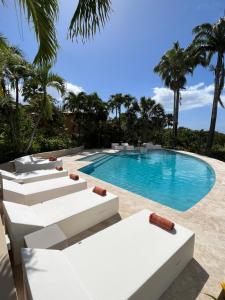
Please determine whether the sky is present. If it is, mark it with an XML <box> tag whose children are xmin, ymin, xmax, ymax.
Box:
<box><xmin>1</xmin><ymin>0</ymin><xmax>225</xmax><ymax>131</ymax></box>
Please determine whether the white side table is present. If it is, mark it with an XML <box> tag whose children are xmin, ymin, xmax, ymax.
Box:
<box><xmin>24</xmin><ymin>224</ymin><xmax>68</xmax><ymax>250</ymax></box>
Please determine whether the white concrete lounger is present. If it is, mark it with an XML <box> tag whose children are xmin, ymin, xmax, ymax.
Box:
<box><xmin>3</xmin><ymin>176</ymin><xmax>87</xmax><ymax>205</ymax></box>
<box><xmin>144</xmin><ymin>143</ymin><xmax>162</xmax><ymax>150</ymax></box>
<box><xmin>0</xmin><ymin>168</ymin><xmax>68</xmax><ymax>183</ymax></box>
<box><xmin>14</xmin><ymin>155</ymin><xmax>62</xmax><ymax>172</ymax></box>
<box><xmin>21</xmin><ymin>209</ymin><xmax>194</xmax><ymax>300</ymax></box>
<box><xmin>121</xmin><ymin>143</ymin><xmax>135</xmax><ymax>150</ymax></box>
<box><xmin>4</xmin><ymin>188</ymin><xmax>119</xmax><ymax>264</ymax></box>
<box><xmin>111</xmin><ymin>143</ymin><xmax>119</xmax><ymax>149</ymax></box>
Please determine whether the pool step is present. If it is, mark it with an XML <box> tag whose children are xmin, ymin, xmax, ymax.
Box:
<box><xmin>79</xmin><ymin>154</ymin><xmax>114</xmax><ymax>174</ymax></box>
<box><xmin>92</xmin><ymin>155</ymin><xmax>114</xmax><ymax>168</ymax></box>
<box><xmin>91</xmin><ymin>154</ymin><xmax>109</xmax><ymax>163</ymax></box>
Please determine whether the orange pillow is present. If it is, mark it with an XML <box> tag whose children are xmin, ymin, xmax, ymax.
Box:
<box><xmin>56</xmin><ymin>166</ymin><xmax>63</xmax><ymax>171</ymax></box>
<box><xmin>149</xmin><ymin>213</ymin><xmax>175</xmax><ymax>231</ymax></box>
<box><xmin>49</xmin><ymin>156</ymin><xmax>57</xmax><ymax>161</ymax></box>
<box><xmin>69</xmin><ymin>173</ymin><xmax>79</xmax><ymax>180</ymax></box>
<box><xmin>93</xmin><ymin>186</ymin><xmax>107</xmax><ymax>196</ymax></box>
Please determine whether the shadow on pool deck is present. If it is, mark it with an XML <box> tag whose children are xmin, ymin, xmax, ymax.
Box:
<box><xmin>160</xmin><ymin>258</ymin><xmax>209</xmax><ymax>300</ymax></box>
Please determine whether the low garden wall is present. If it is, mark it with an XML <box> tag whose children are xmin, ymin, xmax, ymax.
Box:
<box><xmin>32</xmin><ymin>145</ymin><xmax>84</xmax><ymax>159</ymax></box>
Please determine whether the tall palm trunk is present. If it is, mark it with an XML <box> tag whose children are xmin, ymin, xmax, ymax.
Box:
<box><xmin>24</xmin><ymin>114</ymin><xmax>41</xmax><ymax>154</ymax></box>
<box><xmin>14</xmin><ymin>78</ymin><xmax>22</xmax><ymax>153</ymax></box>
<box><xmin>25</xmin><ymin>88</ymin><xmax>47</xmax><ymax>154</ymax></box>
<box><xmin>118</xmin><ymin>106</ymin><xmax>121</xmax><ymax>143</ymax></box>
<box><xmin>173</xmin><ymin>89</ymin><xmax>179</xmax><ymax>148</ymax></box>
<box><xmin>207</xmin><ymin>53</ymin><xmax>224</xmax><ymax>150</ymax></box>
<box><xmin>1</xmin><ymin>78</ymin><xmax>6</xmax><ymax>95</ymax></box>
<box><xmin>15</xmin><ymin>78</ymin><xmax>19</xmax><ymax>109</ymax></box>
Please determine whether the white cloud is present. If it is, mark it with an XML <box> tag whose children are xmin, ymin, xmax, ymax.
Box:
<box><xmin>65</xmin><ymin>82</ymin><xmax>84</xmax><ymax>95</ymax></box>
<box><xmin>152</xmin><ymin>83</ymin><xmax>225</xmax><ymax>112</ymax></box>
<box><xmin>48</xmin><ymin>82</ymin><xmax>84</xmax><ymax>99</ymax></box>
<box><xmin>48</xmin><ymin>82</ymin><xmax>84</xmax><ymax>106</ymax></box>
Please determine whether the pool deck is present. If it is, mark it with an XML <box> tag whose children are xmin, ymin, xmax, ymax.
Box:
<box><xmin>1</xmin><ymin>149</ymin><xmax>225</xmax><ymax>300</ymax></box>
<box><xmin>62</xmin><ymin>149</ymin><xmax>225</xmax><ymax>300</ymax></box>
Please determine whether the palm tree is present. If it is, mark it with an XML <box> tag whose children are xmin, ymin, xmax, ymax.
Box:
<box><xmin>84</xmin><ymin>93</ymin><xmax>108</xmax><ymax>147</ymax></box>
<box><xmin>4</xmin><ymin>47</ymin><xmax>28</xmax><ymax>108</ymax></box>
<box><xmin>124</xmin><ymin>94</ymin><xmax>137</xmax><ymax>111</ymax></box>
<box><xmin>191</xmin><ymin>17</ymin><xmax>225</xmax><ymax>150</ymax></box>
<box><xmin>0</xmin><ymin>40</ymin><xmax>31</xmax><ymax>152</ymax></box>
<box><xmin>123</xmin><ymin>94</ymin><xmax>139</xmax><ymax>143</ymax></box>
<box><xmin>1</xmin><ymin>0</ymin><xmax>112</xmax><ymax>64</ymax></box>
<box><xmin>63</xmin><ymin>91</ymin><xmax>87</xmax><ymax>140</ymax></box>
<box><xmin>138</xmin><ymin>97</ymin><xmax>165</xmax><ymax>142</ymax></box>
<box><xmin>23</xmin><ymin>64</ymin><xmax>65</xmax><ymax>153</ymax></box>
<box><xmin>108</xmin><ymin>93</ymin><xmax>125</xmax><ymax>142</ymax></box>
<box><xmin>0</xmin><ymin>94</ymin><xmax>17</xmax><ymax>149</ymax></box>
<box><xmin>0</xmin><ymin>33</ymin><xmax>10</xmax><ymax>96</ymax></box>
<box><xmin>164</xmin><ymin>113</ymin><xmax>173</xmax><ymax>129</ymax></box>
<box><xmin>154</xmin><ymin>42</ymin><xmax>193</xmax><ymax>148</ymax></box>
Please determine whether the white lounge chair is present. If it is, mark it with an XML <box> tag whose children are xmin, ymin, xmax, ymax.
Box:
<box><xmin>144</xmin><ymin>142</ymin><xmax>162</xmax><ymax>150</ymax></box>
<box><xmin>111</xmin><ymin>143</ymin><xmax>119</xmax><ymax>149</ymax></box>
<box><xmin>14</xmin><ymin>155</ymin><xmax>62</xmax><ymax>172</ymax></box>
<box><xmin>0</xmin><ymin>168</ymin><xmax>68</xmax><ymax>184</ymax></box>
<box><xmin>4</xmin><ymin>188</ymin><xmax>119</xmax><ymax>264</ymax></box>
<box><xmin>21</xmin><ymin>209</ymin><xmax>194</xmax><ymax>300</ymax></box>
<box><xmin>115</xmin><ymin>145</ymin><xmax>124</xmax><ymax>150</ymax></box>
<box><xmin>3</xmin><ymin>176</ymin><xmax>87</xmax><ymax>205</ymax></box>
<box><xmin>121</xmin><ymin>143</ymin><xmax>135</xmax><ymax>150</ymax></box>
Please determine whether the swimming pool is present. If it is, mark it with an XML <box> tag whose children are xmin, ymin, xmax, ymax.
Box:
<box><xmin>79</xmin><ymin>150</ymin><xmax>215</xmax><ymax>211</ymax></box>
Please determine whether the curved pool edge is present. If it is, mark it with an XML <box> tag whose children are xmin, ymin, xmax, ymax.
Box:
<box><xmin>78</xmin><ymin>148</ymin><xmax>216</xmax><ymax>212</ymax></box>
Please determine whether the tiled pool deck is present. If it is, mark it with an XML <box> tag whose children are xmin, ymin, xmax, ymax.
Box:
<box><xmin>62</xmin><ymin>149</ymin><xmax>225</xmax><ymax>300</ymax></box>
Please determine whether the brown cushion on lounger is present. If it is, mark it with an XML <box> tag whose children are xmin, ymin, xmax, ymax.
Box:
<box><xmin>93</xmin><ymin>186</ymin><xmax>107</xmax><ymax>196</ymax></box>
<box><xmin>149</xmin><ymin>213</ymin><xmax>175</xmax><ymax>231</ymax></box>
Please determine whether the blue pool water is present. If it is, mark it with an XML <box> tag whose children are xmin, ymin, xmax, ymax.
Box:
<box><xmin>79</xmin><ymin>150</ymin><xmax>215</xmax><ymax>211</ymax></box>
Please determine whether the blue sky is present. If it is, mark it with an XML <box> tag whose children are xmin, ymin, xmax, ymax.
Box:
<box><xmin>1</xmin><ymin>0</ymin><xmax>225</xmax><ymax>131</ymax></box>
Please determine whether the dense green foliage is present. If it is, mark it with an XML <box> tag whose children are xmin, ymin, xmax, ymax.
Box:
<box><xmin>160</xmin><ymin>128</ymin><xmax>225</xmax><ymax>161</ymax></box>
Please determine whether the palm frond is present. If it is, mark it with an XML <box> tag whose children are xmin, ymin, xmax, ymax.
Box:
<box><xmin>192</xmin><ymin>23</ymin><xmax>212</xmax><ymax>35</ymax></box>
<box><xmin>18</xmin><ymin>0</ymin><xmax>59</xmax><ymax>65</ymax></box>
<box><xmin>47</xmin><ymin>73</ymin><xmax>65</xmax><ymax>95</ymax></box>
<box><xmin>10</xmin><ymin>46</ymin><xmax>25</xmax><ymax>58</ymax></box>
<box><xmin>0</xmin><ymin>32</ymin><xmax>8</xmax><ymax>49</ymax></box>
<box><xmin>69</xmin><ymin>0</ymin><xmax>112</xmax><ymax>41</ymax></box>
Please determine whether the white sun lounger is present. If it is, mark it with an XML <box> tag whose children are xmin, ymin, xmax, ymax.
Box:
<box><xmin>4</xmin><ymin>188</ymin><xmax>119</xmax><ymax>264</ymax></box>
<box><xmin>122</xmin><ymin>143</ymin><xmax>135</xmax><ymax>150</ymax></box>
<box><xmin>21</xmin><ymin>209</ymin><xmax>194</xmax><ymax>300</ymax></box>
<box><xmin>2</xmin><ymin>176</ymin><xmax>87</xmax><ymax>205</ymax></box>
<box><xmin>115</xmin><ymin>145</ymin><xmax>124</xmax><ymax>150</ymax></box>
<box><xmin>0</xmin><ymin>168</ymin><xmax>68</xmax><ymax>183</ymax></box>
<box><xmin>14</xmin><ymin>155</ymin><xmax>62</xmax><ymax>172</ymax></box>
<box><xmin>111</xmin><ymin>143</ymin><xmax>119</xmax><ymax>149</ymax></box>
<box><xmin>144</xmin><ymin>142</ymin><xmax>162</xmax><ymax>150</ymax></box>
